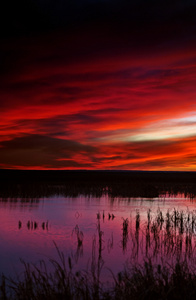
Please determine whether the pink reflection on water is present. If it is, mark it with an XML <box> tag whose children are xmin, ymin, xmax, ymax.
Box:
<box><xmin>0</xmin><ymin>193</ymin><xmax>196</xmax><ymax>282</ymax></box>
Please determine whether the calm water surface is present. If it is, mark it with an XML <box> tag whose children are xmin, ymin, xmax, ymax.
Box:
<box><xmin>0</xmin><ymin>193</ymin><xmax>196</xmax><ymax>282</ymax></box>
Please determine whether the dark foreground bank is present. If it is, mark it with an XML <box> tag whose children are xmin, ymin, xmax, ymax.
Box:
<box><xmin>1</xmin><ymin>169</ymin><xmax>196</xmax><ymax>198</ymax></box>
<box><xmin>1</xmin><ymin>255</ymin><xmax>196</xmax><ymax>300</ymax></box>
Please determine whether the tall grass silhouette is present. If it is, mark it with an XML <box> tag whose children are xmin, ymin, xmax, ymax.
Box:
<box><xmin>2</xmin><ymin>209</ymin><xmax>196</xmax><ymax>299</ymax></box>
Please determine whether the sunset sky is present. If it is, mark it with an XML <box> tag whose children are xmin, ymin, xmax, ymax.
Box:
<box><xmin>1</xmin><ymin>0</ymin><xmax>196</xmax><ymax>170</ymax></box>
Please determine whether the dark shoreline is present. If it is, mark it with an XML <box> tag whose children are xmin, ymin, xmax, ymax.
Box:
<box><xmin>1</xmin><ymin>169</ymin><xmax>196</xmax><ymax>181</ymax></box>
<box><xmin>1</xmin><ymin>169</ymin><xmax>196</xmax><ymax>198</ymax></box>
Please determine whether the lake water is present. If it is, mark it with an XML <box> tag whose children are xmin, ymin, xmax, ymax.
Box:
<box><xmin>1</xmin><ymin>192</ymin><xmax>196</xmax><ymax>284</ymax></box>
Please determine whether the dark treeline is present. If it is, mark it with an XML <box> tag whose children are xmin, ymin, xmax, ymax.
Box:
<box><xmin>1</xmin><ymin>169</ymin><xmax>196</xmax><ymax>199</ymax></box>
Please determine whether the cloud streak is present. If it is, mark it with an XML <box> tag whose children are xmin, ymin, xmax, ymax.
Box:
<box><xmin>1</xmin><ymin>133</ymin><xmax>196</xmax><ymax>171</ymax></box>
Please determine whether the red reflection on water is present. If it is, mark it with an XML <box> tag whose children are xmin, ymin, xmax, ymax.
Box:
<box><xmin>0</xmin><ymin>194</ymin><xmax>196</xmax><ymax>282</ymax></box>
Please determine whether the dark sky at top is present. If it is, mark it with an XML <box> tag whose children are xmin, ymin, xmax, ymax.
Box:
<box><xmin>1</xmin><ymin>1</ymin><xmax>196</xmax><ymax>41</ymax></box>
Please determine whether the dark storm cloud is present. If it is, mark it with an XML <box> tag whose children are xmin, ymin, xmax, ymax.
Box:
<box><xmin>0</xmin><ymin>135</ymin><xmax>96</xmax><ymax>168</ymax></box>
<box><xmin>0</xmin><ymin>134</ymin><xmax>95</xmax><ymax>153</ymax></box>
